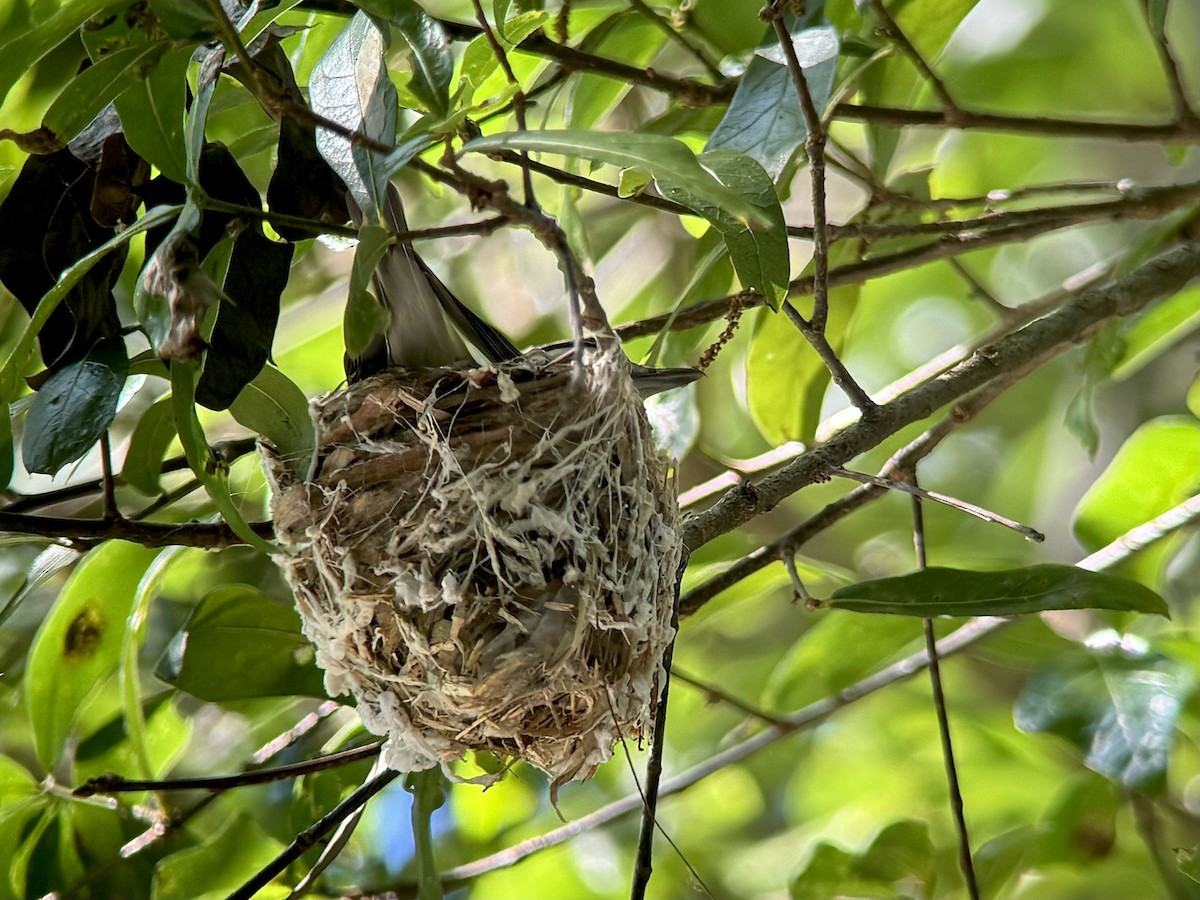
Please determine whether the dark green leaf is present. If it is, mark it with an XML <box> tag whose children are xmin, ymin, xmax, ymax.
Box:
<box><xmin>114</xmin><ymin>44</ymin><xmax>192</xmax><ymax>185</ymax></box>
<box><xmin>43</xmin><ymin>41</ymin><xmax>170</xmax><ymax>143</ymax></box>
<box><xmin>829</xmin><ymin>564</ymin><xmax>1169</xmax><ymax>617</ymax></box>
<box><xmin>463</xmin><ymin>129</ymin><xmax>769</xmax><ymax>226</ymax></box>
<box><xmin>228</xmin><ymin>365</ymin><xmax>316</xmax><ymax>480</ymax></box>
<box><xmin>24</xmin><ymin>541</ymin><xmax>159</xmax><ymax>770</ymax></box>
<box><xmin>196</xmin><ymin>230</ymin><xmax>293</xmax><ymax>410</ymax></box>
<box><xmin>156</xmin><ymin>584</ymin><xmax>327</xmax><ymax>701</ymax></box>
<box><xmin>708</xmin><ymin>25</ymin><xmax>840</xmax><ymax>179</ymax></box>
<box><xmin>310</xmin><ymin>12</ymin><xmax>398</xmax><ymax>221</ymax></box>
<box><xmin>21</xmin><ymin>337</ymin><xmax>128</xmax><ymax>475</ymax></box>
<box><xmin>345</xmin><ymin>225</ymin><xmax>392</xmax><ymax>358</ymax></box>
<box><xmin>122</xmin><ymin>398</ymin><xmax>177</xmax><ymax>496</ymax></box>
<box><xmin>1146</xmin><ymin>0</ymin><xmax>1169</xmax><ymax>40</ymax></box>
<box><xmin>1014</xmin><ymin>648</ymin><xmax>1196</xmax><ymax>789</ymax></box>
<box><xmin>1180</xmin><ymin>846</ymin><xmax>1200</xmax><ymax>884</ymax></box>
<box><xmin>0</xmin><ymin>148</ymin><xmax>124</xmax><ymax>373</ymax></box>
<box><xmin>148</xmin><ymin>0</ymin><xmax>217</xmax><ymax>39</ymax></box>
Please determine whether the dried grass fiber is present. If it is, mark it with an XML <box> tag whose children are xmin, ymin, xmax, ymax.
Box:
<box><xmin>262</xmin><ymin>345</ymin><xmax>680</xmax><ymax>789</ymax></box>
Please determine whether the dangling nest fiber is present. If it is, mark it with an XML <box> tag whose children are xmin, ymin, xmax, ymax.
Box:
<box><xmin>262</xmin><ymin>344</ymin><xmax>680</xmax><ymax>790</ymax></box>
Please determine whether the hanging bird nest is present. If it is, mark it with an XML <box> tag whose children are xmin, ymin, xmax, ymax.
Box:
<box><xmin>261</xmin><ymin>344</ymin><xmax>681</xmax><ymax>791</ymax></box>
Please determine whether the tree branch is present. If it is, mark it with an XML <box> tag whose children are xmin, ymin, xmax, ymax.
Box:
<box><xmin>682</xmin><ymin>240</ymin><xmax>1200</xmax><ymax>551</ymax></box>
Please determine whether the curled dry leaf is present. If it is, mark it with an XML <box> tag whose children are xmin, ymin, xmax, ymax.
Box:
<box><xmin>142</xmin><ymin>231</ymin><xmax>224</xmax><ymax>362</ymax></box>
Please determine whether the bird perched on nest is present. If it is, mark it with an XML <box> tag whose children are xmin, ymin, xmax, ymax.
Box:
<box><xmin>345</xmin><ymin>184</ymin><xmax>703</xmax><ymax>397</ymax></box>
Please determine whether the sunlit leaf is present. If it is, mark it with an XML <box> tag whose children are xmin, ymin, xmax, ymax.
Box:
<box><xmin>1111</xmin><ymin>284</ymin><xmax>1200</xmax><ymax>380</ymax></box>
<box><xmin>156</xmin><ymin>584</ymin><xmax>327</xmax><ymax>701</ymax></box>
<box><xmin>113</xmin><ymin>44</ymin><xmax>192</xmax><ymax>185</ymax></box>
<box><xmin>463</xmin><ymin>129</ymin><xmax>770</xmax><ymax>226</ymax></box>
<box><xmin>152</xmin><ymin>814</ymin><xmax>285</xmax><ymax>900</ymax></box>
<box><xmin>0</xmin><ymin>0</ymin><xmax>124</xmax><ymax>108</ymax></box>
<box><xmin>122</xmin><ymin>396</ymin><xmax>177</xmax><ymax>495</ymax></box>
<box><xmin>228</xmin><ymin>364</ymin><xmax>316</xmax><ymax>480</ymax></box>
<box><xmin>1073</xmin><ymin>416</ymin><xmax>1200</xmax><ymax>585</ymax></box>
<box><xmin>1014</xmin><ymin>648</ymin><xmax>1196</xmax><ymax>790</ymax></box>
<box><xmin>43</xmin><ymin>41</ymin><xmax>170</xmax><ymax>144</ymax></box>
<box><xmin>829</xmin><ymin>564</ymin><xmax>1169</xmax><ymax>617</ymax></box>
<box><xmin>657</xmin><ymin>150</ymin><xmax>789</xmax><ymax>306</ymax></box>
<box><xmin>310</xmin><ymin>11</ymin><xmax>397</xmax><ymax>222</ymax></box>
<box><xmin>24</xmin><ymin>541</ymin><xmax>160</xmax><ymax>770</ymax></box>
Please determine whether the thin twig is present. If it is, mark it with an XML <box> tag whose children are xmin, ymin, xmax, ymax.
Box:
<box><xmin>871</xmin><ymin>0</ymin><xmax>961</xmax><ymax>119</ymax></box>
<box><xmin>98</xmin><ymin>432</ymin><xmax>118</xmax><ymax>520</ymax></box>
<box><xmin>766</xmin><ymin>4</ymin><xmax>831</xmax><ymax>331</ymax></box>
<box><xmin>911</xmin><ymin>488</ymin><xmax>981</xmax><ymax>900</ymax></box>
<box><xmin>683</xmin><ymin>240</ymin><xmax>1200</xmax><ymax>550</ymax></box>
<box><xmin>781</xmin><ymin>302</ymin><xmax>878</xmax><ymax>415</ymax></box>
<box><xmin>627</xmin><ymin>0</ymin><xmax>724</xmax><ymax>80</ymax></box>
<box><xmin>74</xmin><ymin>742</ymin><xmax>383</xmax><ymax>796</ymax></box>
<box><xmin>828</xmin><ymin>464</ymin><xmax>1045</xmax><ymax>541</ymax></box>
<box><xmin>833</xmin><ymin>102</ymin><xmax>1200</xmax><ymax>142</ymax></box>
<box><xmin>671</xmin><ymin>669</ymin><xmax>790</xmax><ymax>725</ymax></box>
<box><xmin>471</xmin><ymin>0</ymin><xmax>537</xmax><ymax>207</ymax></box>
<box><xmin>1142</xmin><ymin>0</ymin><xmax>1200</xmax><ymax>127</ymax></box>
<box><xmin>229</xmin><ymin>769</ymin><xmax>402</xmax><ymax>900</ymax></box>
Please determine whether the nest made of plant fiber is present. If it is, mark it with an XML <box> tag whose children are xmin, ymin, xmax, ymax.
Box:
<box><xmin>262</xmin><ymin>344</ymin><xmax>681</xmax><ymax>791</ymax></box>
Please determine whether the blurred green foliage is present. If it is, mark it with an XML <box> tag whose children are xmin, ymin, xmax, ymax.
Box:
<box><xmin>1</xmin><ymin>0</ymin><xmax>1200</xmax><ymax>898</ymax></box>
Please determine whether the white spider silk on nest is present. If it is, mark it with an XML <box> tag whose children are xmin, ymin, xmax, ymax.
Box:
<box><xmin>262</xmin><ymin>345</ymin><xmax>681</xmax><ymax>793</ymax></box>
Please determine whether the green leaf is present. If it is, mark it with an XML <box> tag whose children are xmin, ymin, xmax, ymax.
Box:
<box><xmin>42</xmin><ymin>41</ymin><xmax>171</xmax><ymax>143</ymax></box>
<box><xmin>122</xmin><ymin>396</ymin><xmax>177</xmax><ymax>495</ymax></box>
<box><xmin>1063</xmin><ymin>322</ymin><xmax>1124</xmax><ymax>458</ymax></box>
<box><xmin>791</xmin><ymin>820</ymin><xmax>936</xmax><ymax>899</ymax></box>
<box><xmin>462</xmin><ymin>129</ymin><xmax>770</xmax><ymax>227</ymax></box>
<box><xmin>114</xmin><ymin>44</ymin><xmax>192</xmax><ymax>185</ymax></box>
<box><xmin>1014</xmin><ymin>648</ymin><xmax>1196</xmax><ymax>790</ymax></box>
<box><xmin>568</xmin><ymin>16</ymin><xmax>666</xmax><ymax>131</ymax></box>
<box><xmin>1111</xmin><ymin>284</ymin><xmax>1200</xmax><ymax>380</ymax></box>
<box><xmin>170</xmin><ymin>360</ymin><xmax>277</xmax><ymax>555</ymax></box>
<box><xmin>656</xmin><ymin>150</ymin><xmax>788</xmax><ymax>305</ymax></box>
<box><xmin>0</xmin><ymin>403</ymin><xmax>12</xmax><ymax>492</ymax></box>
<box><xmin>152</xmin><ymin>813</ymin><xmax>284</xmax><ymax>900</ymax></box>
<box><xmin>25</xmin><ymin>541</ymin><xmax>160</xmax><ymax>770</ymax></box>
<box><xmin>359</xmin><ymin>0</ymin><xmax>454</xmax><ymax>116</ymax></box>
<box><xmin>0</xmin><ymin>204</ymin><xmax>180</xmax><ymax>403</ymax></box>
<box><xmin>461</xmin><ymin>11</ymin><xmax>549</xmax><ymax>99</ymax></box>
<box><xmin>228</xmin><ymin>364</ymin><xmax>316</xmax><ymax>480</ymax></box>
<box><xmin>345</xmin><ymin>225</ymin><xmax>392</xmax><ymax>358</ymax></box>
<box><xmin>829</xmin><ymin>564</ymin><xmax>1169</xmax><ymax>617</ymax></box>
<box><xmin>0</xmin><ymin>0</ymin><xmax>125</xmax><ymax>109</ymax></box>
<box><xmin>1181</xmin><ymin>846</ymin><xmax>1200</xmax><ymax>885</ymax></box>
<box><xmin>148</xmin><ymin>0</ymin><xmax>217</xmax><ymax>39</ymax></box>
<box><xmin>708</xmin><ymin>25</ymin><xmax>840</xmax><ymax>179</ymax></box>
<box><xmin>120</xmin><ymin>548</ymin><xmax>186</xmax><ymax>779</ymax></box>
<box><xmin>1146</xmin><ymin>0</ymin><xmax>1170</xmax><ymax>40</ymax></box>
<box><xmin>310</xmin><ymin>11</ymin><xmax>398</xmax><ymax>222</ymax></box>
<box><xmin>155</xmin><ymin>584</ymin><xmax>327</xmax><ymax>701</ymax></box>
<box><xmin>21</xmin><ymin>337</ymin><xmax>128</xmax><ymax>476</ymax></box>
<box><xmin>746</xmin><ymin>238</ymin><xmax>860</xmax><ymax>443</ymax></box>
<box><xmin>1073</xmin><ymin>416</ymin><xmax>1200</xmax><ymax>584</ymax></box>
